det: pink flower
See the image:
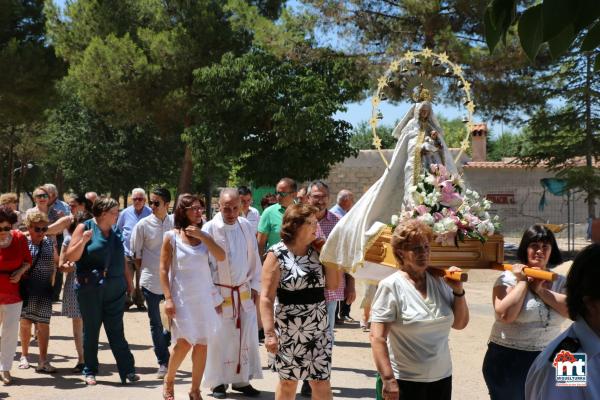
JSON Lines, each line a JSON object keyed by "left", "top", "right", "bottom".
{"left": 415, "top": 205, "right": 429, "bottom": 215}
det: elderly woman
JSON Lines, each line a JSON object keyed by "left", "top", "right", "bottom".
{"left": 18, "top": 210, "right": 58, "bottom": 373}
{"left": 482, "top": 224, "right": 568, "bottom": 400}
{"left": 525, "top": 243, "right": 600, "bottom": 399}
{"left": 65, "top": 198, "right": 138, "bottom": 385}
{"left": 28, "top": 187, "right": 59, "bottom": 224}
{"left": 260, "top": 203, "right": 339, "bottom": 400}
{"left": 0, "top": 205, "right": 31, "bottom": 384}
{"left": 0, "top": 193, "right": 23, "bottom": 230}
{"left": 160, "top": 194, "right": 225, "bottom": 400}
{"left": 370, "top": 220, "right": 468, "bottom": 400}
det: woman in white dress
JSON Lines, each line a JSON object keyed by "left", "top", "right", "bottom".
{"left": 160, "top": 194, "right": 225, "bottom": 400}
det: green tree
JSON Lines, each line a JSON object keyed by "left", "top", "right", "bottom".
{"left": 517, "top": 51, "right": 600, "bottom": 218}
{"left": 298, "top": 0, "right": 549, "bottom": 124}
{"left": 484, "top": 0, "right": 600, "bottom": 67}
{"left": 43, "top": 88, "right": 182, "bottom": 197}
{"left": 0, "top": 0, "right": 64, "bottom": 191}
{"left": 350, "top": 121, "right": 395, "bottom": 150}
{"left": 45, "top": 0, "right": 289, "bottom": 193}
{"left": 487, "top": 130, "right": 521, "bottom": 161}
{"left": 190, "top": 49, "right": 367, "bottom": 185}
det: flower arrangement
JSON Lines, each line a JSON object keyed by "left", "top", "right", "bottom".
{"left": 391, "top": 164, "right": 501, "bottom": 246}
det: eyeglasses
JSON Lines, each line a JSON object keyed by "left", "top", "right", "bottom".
{"left": 309, "top": 194, "right": 328, "bottom": 202}
{"left": 149, "top": 201, "right": 161, "bottom": 207}
{"left": 32, "top": 226, "right": 48, "bottom": 233}
{"left": 0, "top": 226, "right": 11, "bottom": 232}
{"left": 276, "top": 192, "right": 293, "bottom": 197}
{"left": 35, "top": 193, "right": 49, "bottom": 199}
{"left": 132, "top": 197, "right": 145, "bottom": 202}
{"left": 186, "top": 206, "right": 204, "bottom": 212}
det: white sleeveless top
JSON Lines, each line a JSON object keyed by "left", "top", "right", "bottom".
{"left": 488, "top": 270, "right": 568, "bottom": 351}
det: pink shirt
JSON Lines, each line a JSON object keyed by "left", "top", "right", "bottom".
{"left": 316, "top": 211, "right": 345, "bottom": 302}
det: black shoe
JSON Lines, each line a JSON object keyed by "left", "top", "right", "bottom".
{"left": 300, "top": 380, "right": 312, "bottom": 397}
{"left": 136, "top": 303, "right": 147, "bottom": 311}
{"left": 343, "top": 315, "right": 355, "bottom": 322}
{"left": 232, "top": 384, "right": 260, "bottom": 397}
{"left": 212, "top": 384, "right": 227, "bottom": 399}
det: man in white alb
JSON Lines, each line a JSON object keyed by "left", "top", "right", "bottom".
{"left": 203, "top": 188, "right": 262, "bottom": 399}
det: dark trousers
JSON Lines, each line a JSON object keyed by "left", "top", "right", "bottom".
{"left": 142, "top": 287, "right": 170, "bottom": 366}
{"left": 77, "top": 277, "right": 135, "bottom": 380}
{"left": 482, "top": 342, "right": 540, "bottom": 400}
{"left": 376, "top": 374, "right": 452, "bottom": 400}
{"left": 338, "top": 301, "right": 351, "bottom": 318}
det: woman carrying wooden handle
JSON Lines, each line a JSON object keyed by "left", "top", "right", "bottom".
{"left": 428, "top": 263, "right": 557, "bottom": 283}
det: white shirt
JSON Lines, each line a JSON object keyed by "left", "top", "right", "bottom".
{"left": 525, "top": 318, "right": 600, "bottom": 400}
{"left": 370, "top": 271, "right": 455, "bottom": 382}
{"left": 131, "top": 213, "right": 174, "bottom": 294}
{"left": 241, "top": 207, "right": 260, "bottom": 235}
{"left": 489, "top": 271, "right": 568, "bottom": 351}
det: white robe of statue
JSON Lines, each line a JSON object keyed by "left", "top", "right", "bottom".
{"left": 319, "top": 101, "right": 460, "bottom": 273}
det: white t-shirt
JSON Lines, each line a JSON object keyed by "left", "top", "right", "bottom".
{"left": 370, "top": 271, "right": 455, "bottom": 382}
{"left": 488, "top": 270, "right": 568, "bottom": 351}
{"left": 131, "top": 214, "right": 174, "bottom": 295}
{"left": 241, "top": 207, "right": 260, "bottom": 235}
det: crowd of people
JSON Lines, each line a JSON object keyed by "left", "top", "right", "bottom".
{"left": 0, "top": 179, "right": 598, "bottom": 400}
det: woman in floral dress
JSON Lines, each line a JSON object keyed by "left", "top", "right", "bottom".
{"left": 260, "top": 203, "right": 339, "bottom": 400}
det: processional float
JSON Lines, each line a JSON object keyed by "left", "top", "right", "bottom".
{"left": 319, "top": 49, "right": 556, "bottom": 283}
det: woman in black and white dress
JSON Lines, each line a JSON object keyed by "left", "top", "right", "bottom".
{"left": 18, "top": 210, "right": 58, "bottom": 373}
{"left": 260, "top": 203, "right": 339, "bottom": 400}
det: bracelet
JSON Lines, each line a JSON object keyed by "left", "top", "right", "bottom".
{"left": 453, "top": 289, "right": 466, "bottom": 297}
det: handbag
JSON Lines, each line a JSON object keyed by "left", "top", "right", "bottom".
{"left": 159, "top": 231, "right": 177, "bottom": 332}
{"left": 75, "top": 227, "right": 110, "bottom": 290}
{"left": 19, "top": 244, "right": 49, "bottom": 307}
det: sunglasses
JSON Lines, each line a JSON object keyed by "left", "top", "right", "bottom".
{"left": 35, "top": 193, "right": 49, "bottom": 199}
{"left": 276, "top": 191, "right": 293, "bottom": 197}
{"left": 149, "top": 200, "right": 161, "bottom": 207}
{"left": 186, "top": 206, "right": 204, "bottom": 212}
{"left": 32, "top": 226, "right": 48, "bottom": 233}
{"left": 0, "top": 226, "right": 11, "bottom": 232}
{"left": 132, "top": 197, "right": 145, "bottom": 202}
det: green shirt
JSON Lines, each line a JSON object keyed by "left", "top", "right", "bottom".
{"left": 258, "top": 203, "right": 285, "bottom": 250}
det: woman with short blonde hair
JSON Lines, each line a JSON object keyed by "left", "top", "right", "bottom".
{"left": 18, "top": 209, "right": 59, "bottom": 373}
{"left": 370, "top": 219, "right": 469, "bottom": 400}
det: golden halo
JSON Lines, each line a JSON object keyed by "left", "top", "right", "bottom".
{"left": 370, "top": 49, "right": 475, "bottom": 168}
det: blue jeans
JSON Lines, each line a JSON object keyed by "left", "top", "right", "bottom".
{"left": 482, "top": 342, "right": 540, "bottom": 400}
{"left": 142, "top": 287, "right": 170, "bottom": 366}
{"left": 326, "top": 300, "right": 337, "bottom": 339}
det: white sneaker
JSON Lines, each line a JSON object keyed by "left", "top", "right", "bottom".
{"left": 157, "top": 364, "right": 167, "bottom": 379}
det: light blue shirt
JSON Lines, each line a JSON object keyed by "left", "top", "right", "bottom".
{"left": 525, "top": 318, "right": 600, "bottom": 400}
{"left": 116, "top": 205, "right": 152, "bottom": 256}
{"left": 329, "top": 203, "right": 346, "bottom": 218}
{"left": 51, "top": 200, "right": 71, "bottom": 216}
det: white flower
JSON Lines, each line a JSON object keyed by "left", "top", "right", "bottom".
{"left": 390, "top": 214, "right": 399, "bottom": 226}
{"left": 441, "top": 217, "right": 458, "bottom": 232}
{"left": 417, "top": 213, "right": 435, "bottom": 226}
{"left": 433, "top": 222, "right": 446, "bottom": 234}
{"left": 425, "top": 174, "right": 437, "bottom": 185}
{"left": 409, "top": 185, "right": 418, "bottom": 193}
{"left": 477, "top": 220, "right": 495, "bottom": 236}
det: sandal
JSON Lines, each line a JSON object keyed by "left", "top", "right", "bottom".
{"left": 163, "top": 380, "right": 175, "bottom": 400}
{"left": 1, "top": 371, "right": 12, "bottom": 385}
{"left": 84, "top": 375, "right": 97, "bottom": 385}
{"left": 18, "top": 356, "right": 30, "bottom": 369}
{"left": 35, "top": 362, "right": 57, "bottom": 373}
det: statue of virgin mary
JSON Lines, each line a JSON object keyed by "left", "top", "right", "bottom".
{"left": 319, "top": 94, "right": 461, "bottom": 273}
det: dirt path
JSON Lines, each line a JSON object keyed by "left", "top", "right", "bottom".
{"left": 1, "top": 263, "right": 572, "bottom": 399}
